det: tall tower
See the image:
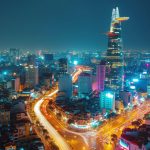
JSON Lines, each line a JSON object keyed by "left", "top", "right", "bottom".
{"left": 105, "top": 7, "right": 129, "bottom": 92}
{"left": 10, "top": 48, "right": 19, "bottom": 65}
{"left": 25, "top": 65, "right": 39, "bottom": 88}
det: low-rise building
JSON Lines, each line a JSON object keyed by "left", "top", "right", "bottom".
{"left": 120, "top": 125, "right": 150, "bottom": 150}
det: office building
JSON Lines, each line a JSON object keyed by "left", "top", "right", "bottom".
{"left": 9, "top": 48, "right": 19, "bottom": 65}
{"left": 12, "top": 77, "right": 20, "bottom": 92}
{"left": 25, "top": 65, "right": 39, "bottom": 88}
{"left": 58, "top": 58, "right": 68, "bottom": 73}
{"left": 78, "top": 72, "right": 92, "bottom": 98}
{"left": 27, "top": 54, "right": 36, "bottom": 66}
{"left": 58, "top": 73, "right": 72, "bottom": 98}
{"left": 42, "top": 73, "right": 54, "bottom": 88}
{"left": 44, "top": 53, "right": 53, "bottom": 64}
{"left": 100, "top": 90, "right": 115, "bottom": 111}
{"left": 119, "top": 91, "right": 132, "bottom": 107}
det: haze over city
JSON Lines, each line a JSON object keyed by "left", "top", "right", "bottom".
{"left": 0, "top": 0, "right": 149, "bottom": 50}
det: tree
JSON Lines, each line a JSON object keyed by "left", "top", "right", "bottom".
{"left": 67, "top": 119, "right": 74, "bottom": 124}
{"left": 49, "top": 141, "right": 59, "bottom": 150}
{"left": 111, "top": 134, "right": 118, "bottom": 148}
{"left": 132, "top": 121, "right": 141, "bottom": 128}
{"left": 43, "top": 129, "right": 48, "bottom": 136}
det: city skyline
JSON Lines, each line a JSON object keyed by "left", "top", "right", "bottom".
{"left": 0, "top": 0, "right": 150, "bottom": 50}
{"left": 0, "top": 4, "right": 150, "bottom": 150}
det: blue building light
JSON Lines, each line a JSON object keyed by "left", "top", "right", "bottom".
{"left": 132, "top": 78, "right": 139, "bottom": 82}
{"left": 106, "top": 93, "right": 113, "bottom": 99}
{"left": 39, "top": 56, "right": 44, "bottom": 60}
{"left": 73, "top": 60, "right": 78, "bottom": 65}
{"left": 143, "top": 71, "right": 147, "bottom": 74}
{"left": 3, "top": 71, "right": 8, "bottom": 75}
{"left": 119, "top": 139, "right": 129, "bottom": 150}
{"left": 130, "top": 85, "right": 136, "bottom": 90}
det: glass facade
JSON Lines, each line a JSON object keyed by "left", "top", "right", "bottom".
{"left": 105, "top": 7, "right": 127, "bottom": 92}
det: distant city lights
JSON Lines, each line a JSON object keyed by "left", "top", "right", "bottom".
{"left": 73, "top": 60, "right": 78, "bottom": 65}
{"left": 3, "top": 71, "right": 8, "bottom": 75}
{"left": 130, "top": 85, "right": 136, "bottom": 90}
{"left": 132, "top": 78, "right": 139, "bottom": 82}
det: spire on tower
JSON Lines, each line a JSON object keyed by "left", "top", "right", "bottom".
{"left": 115, "top": 7, "right": 120, "bottom": 18}
{"left": 112, "top": 8, "right": 116, "bottom": 21}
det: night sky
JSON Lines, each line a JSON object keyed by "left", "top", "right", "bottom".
{"left": 0, "top": 0, "right": 149, "bottom": 51}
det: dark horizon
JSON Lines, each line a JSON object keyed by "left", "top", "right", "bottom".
{"left": 0, "top": 0, "right": 150, "bottom": 51}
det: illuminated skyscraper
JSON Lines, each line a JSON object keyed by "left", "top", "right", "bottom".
{"left": 27, "top": 54, "right": 36, "bottom": 65}
{"left": 96, "top": 60, "right": 106, "bottom": 91}
{"left": 78, "top": 73, "right": 92, "bottom": 98}
{"left": 10, "top": 48, "right": 19, "bottom": 65}
{"left": 100, "top": 90, "right": 115, "bottom": 111}
{"left": 25, "top": 65, "right": 39, "bottom": 88}
{"left": 58, "top": 58, "right": 68, "bottom": 73}
{"left": 105, "top": 7, "right": 129, "bottom": 91}
{"left": 58, "top": 73, "right": 72, "bottom": 98}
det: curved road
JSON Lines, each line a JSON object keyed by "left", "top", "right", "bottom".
{"left": 34, "top": 69, "right": 86, "bottom": 150}
{"left": 34, "top": 96, "right": 71, "bottom": 150}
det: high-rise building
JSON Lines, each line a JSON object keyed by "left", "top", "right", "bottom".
{"left": 58, "top": 73, "right": 72, "bottom": 98}
{"left": 12, "top": 77, "right": 20, "bottom": 92}
{"left": 44, "top": 54, "right": 53, "bottom": 64}
{"left": 96, "top": 61, "right": 106, "bottom": 91}
{"left": 25, "top": 65, "right": 38, "bottom": 88}
{"left": 9, "top": 48, "right": 19, "bottom": 65}
{"left": 100, "top": 90, "right": 115, "bottom": 111}
{"left": 105, "top": 7, "right": 129, "bottom": 92}
{"left": 42, "top": 73, "right": 54, "bottom": 88}
{"left": 58, "top": 58, "right": 68, "bottom": 73}
{"left": 78, "top": 72, "right": 92, "bottom": 98}
{"left": 27, "top": 54, "right": 36, "bottom": 66}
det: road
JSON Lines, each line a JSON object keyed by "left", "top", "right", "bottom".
{"left": 34, "top": 98, "right": 71, "bottom": 150}
{"left": 96, "top": 101, "right": 150, "bottom": 150}
{"left": 34, "top": 68, "right": 90, "bottom": 150}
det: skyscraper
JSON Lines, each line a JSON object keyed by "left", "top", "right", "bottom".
{"left": 27, "top": 54, "right": 36, "bottom": 66}
{"left": 58, "top": 73, "right": 72, "bottom": 98}
{"left": 78, "top": 72, "right": 92, "bottom": 98}
{"left": 100, "top": 90, "right": 115, "bottom": 111}
{"left": 25, "top": 65, "right": 39, "bottom": 88}
{"left": 105, "top": 7, "right": 129, "bottom": 92}
{"left": 96, "top": 60, "right": 106, "bottom": 91}
{"left": 58, "top": 58, "right": 68, "bottom": 74}
{"left": 10, "top": 48, "right": 19, "bottom": 65}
